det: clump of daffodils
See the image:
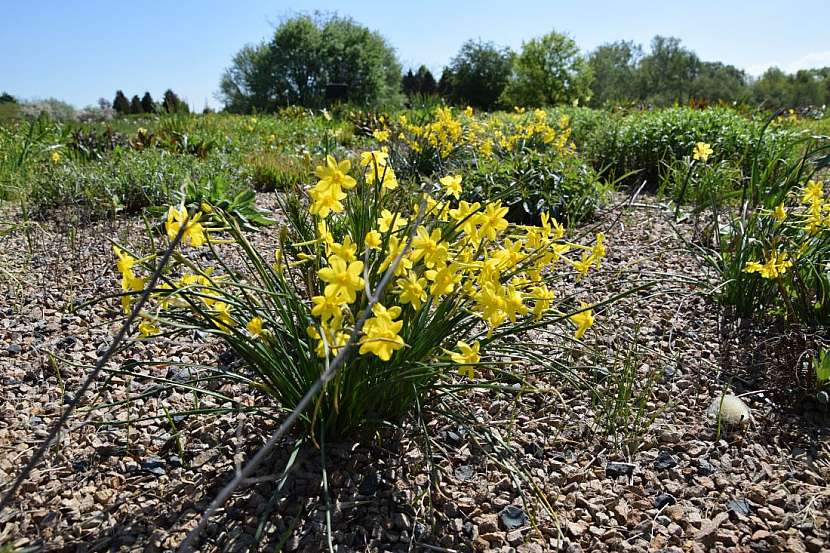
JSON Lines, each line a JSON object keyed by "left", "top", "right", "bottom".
{"left": 303, "top": 153, "right": 603, "bottom": 364}
{"left": 111, "top": 153, "right": 605, "bottom": 438}
{"left": 386, "top": 106, "right": 575, "bottom": 163}
{"left": 737, "top": 178, "right": 830, "bottom": 324}
{"left": 743, "top": 179, "right": 827, "bottom": 282}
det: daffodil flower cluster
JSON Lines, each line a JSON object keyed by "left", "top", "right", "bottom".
{"left": 383, "top": 107, "right": 575, "bottom": 163}
{"left": 306, "top": 155, "right": 603, "bottom": 378}
{"left": 743, "top": 180, "right": 827, "bottom": 281}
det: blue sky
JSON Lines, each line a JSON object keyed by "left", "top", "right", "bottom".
{"left": 2, "top": 0, "right": 828, "bottom": 109}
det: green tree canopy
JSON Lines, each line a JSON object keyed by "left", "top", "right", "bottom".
{"left": 690, "top": 62, "right": 749, "bottom": 104}
{"left": 219, "top": 14, "right": 402, "bottom": 111}
{"left": 443, "top": 40, "right": 513, "bottom": 110}
{"left": 637, "top": 36, "right": 701, "bottom": 105}
{"left": 129, "top": 94, "right": 143, "bottom": 114}
{"left": 112, "top": 90, "right": 130, "bottom": 114}
{"left": 140, "top": 92, "right": 155, "bottom": 113}
{"left": 587, "top": 40, "right": 642, "bottom": 107}
{"left": 501, "top": 30, "right": 593, "bottom": 107}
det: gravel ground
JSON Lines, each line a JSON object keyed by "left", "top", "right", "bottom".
{"left": 1, "top": 194, "right": 829, "bottom": 553}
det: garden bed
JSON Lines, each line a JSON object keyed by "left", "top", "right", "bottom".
{"left": 2, "top": 193, "right": 828, "bottom": 552}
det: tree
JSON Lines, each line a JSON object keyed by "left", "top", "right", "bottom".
{"left": 141, "top": 92, "right": 155, "bottom": 113}
{"left": 0, "top": 92, "right": 16, "bottom": 104}
{"left": 587, "top": 41, "right": 642, "bottom": 107}
{"left": 402, "top": 65, "right": 438, "bottom": 98}
{"left": 790, "top": 69, "right": 827, "bottom": 107}
{"left": 690, "top": 62, "right": 749, "bottom": 104}
{"left": 637, "top": 36, "right": 700, "bottom": 105}
{"left": 402, "top": 69, "right": 418, "bottom": 97}
{"left": 444, "top": 40, "right": 513, "bottom": 110}
{"left": 129, "top": 94, "right": 143, "bottom": 114}
{"left": 218, "top": 42, "right": 273, "bottom": 113}
{"left": 438, "top": 67, "right": 454, "bottom": 99}
{"left": 752, "top": 67, "right": 792, "bottom": 108}
{"left": 219, "top": 14, "right": 402, "bottom": 111}
{"left": 113, "top": 90, "right": 130, "bottom": 114}
{"left": 415, "top": 65, "right": 437, "bottom": 95}
{"left": 501, "top": 30, "right": 592, "bottom": 107}
{"left": 163, "top": 89, "right": 189, "bottom": 113}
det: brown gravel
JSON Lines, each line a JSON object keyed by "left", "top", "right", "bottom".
{"left": 1, "top": 194, "right": 829, "bottom": 552}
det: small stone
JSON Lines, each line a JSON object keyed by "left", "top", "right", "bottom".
{"left": 726, "top": 499, "right": 751, "bottom": 516}
{"left": 506, "top": 529, "right": 524, "bottom": 546}
{"left": 606, "top": 461, "right": 636, "bottom": 478}
{"left": 659, "top": 429, "right": 682, "bottom": 443}
{"left": 141, "top": 457, "right": 165, "bottom": 476}
{"left": 499, "top": 505, "right": 528, "bottom": 530}
{"left": 454, "top": 465, "right": 474, "bottom": 481}
{"left": 751, "top": 530, "right": 771, "bottom": 541}
{"left": 697, "top": 476, "right": 716, "bottom": 491}
{"left": 805, "top": 536, "right": 824, "bottom": 553}
{"left": 655, "top": 493, "right": 676, "bottom": 509}
{"left": 476, "top": 514, "right": 499, "bottom": 534}
{"left": 655, "top": 450, "right": 678, "bottom": 470}
{"left": 697, "top": 458, "right": 715, "bottom": 476}
{"left": 707, "top": 394, "right": 751, "bottom": 426}
{"left": 694, "top": 512, "right": 729, "bottom": 544}
{"left": 786, "top": 537, "right": 808, "bottom": 553}
{"left": 716, "top": 529, "right": 738, "bottom": 546}
{"left": 480, "top": 531, "right": 506, "bottom": 546}
{"left": 7, "top": 343, "right": 21, "bottom": 355}
{"left": 566, "top": 521, "right": 586, "bottom": 538}
{"left": 358, "top": 472, "right": 378, "bottom": 495}
{"left": 414, "top": 521, "right": 428, "bottom": 539}
{"left": 664, "top": 505, "right": 685, "bottom": 523}
{"left": 166, "top": 365, "right": 198, "bottom": 382}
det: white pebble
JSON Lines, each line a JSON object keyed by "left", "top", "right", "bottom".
{"left": 707, "top": 394, "right": 751, "bottom": 426}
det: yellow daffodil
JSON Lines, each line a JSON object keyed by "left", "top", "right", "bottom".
{"left": 410, "top": 226, "right": 448, "bottom": 268}
{"left": 476, "top": 202, "right": 509, "bottom": 241}
{"left": 329, "top": 236, "right": 357, "bottom": 263}
{"left": 395, "top": 272, "right": 428, "bottom": 310}
{"left": 211, "top": 302, "right": 233, "bottom": 331}
{"left": 377, "top": 209, "right": 407, "bottom": 233}
{"left": 425, "top": 264, "right": 461, "bottom": 297}
{"left": 309, "top": 185, "right": 346, "bottom": 218}
{"left": 359, "top": 304, "right": 405, "bottom": 361}
{"left": 314, "top": 155, "right": 356, "bottom": 191}
{"left": 692, "top": 142, "right": 713, "bottom": 162}
{"left": 439, "top": 175, "right": 463, "bottom": 199}
{"left": 570, "top": 303, "right": 594, "bottom": 339}
{"left": 364, "top": 229, "right": 382, "bottom": 250}
{"left": 318, "top": 255, "right": 365, "bottom": 304}
{"left": 247, "top": 316, "right": 263, "bottom": 337}
{"left": 311, "top": 290, "right": 345, "bottom": 323}
{"left": 450, "top": 340, "right": 480, "bottom": 378}
{"left": 113, "top": 246, "right": 136, "bottom": 276}
{"left": 138, "top": 319, "right": 160, "bottom": 338}
{"left": 744, "top": 251, "right": 793, "bottom": 280}
{"left": 803, "top": 180, "right": 824, "bottom": 205}
{"left": 165, "top": 206, "right": 206, "bottom": 247}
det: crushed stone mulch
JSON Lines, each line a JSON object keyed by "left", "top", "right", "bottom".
{"left": 1, "top": 194, "right": 829, "bottom": 553}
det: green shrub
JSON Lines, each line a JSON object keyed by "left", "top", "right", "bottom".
{"left": 586, "top": 107, "right": 793, "bottom": 188}
{"left": 26, "top": 148, "right": 247, "bottom": 220}
{"left": 691, "top": 122, "right": 830, "bottom": 325}
{"left": 464, "top": 149, "right": 606, "bottom": 226}
{"left": 243, "top": 150, "right": 308, "bottom": 191}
